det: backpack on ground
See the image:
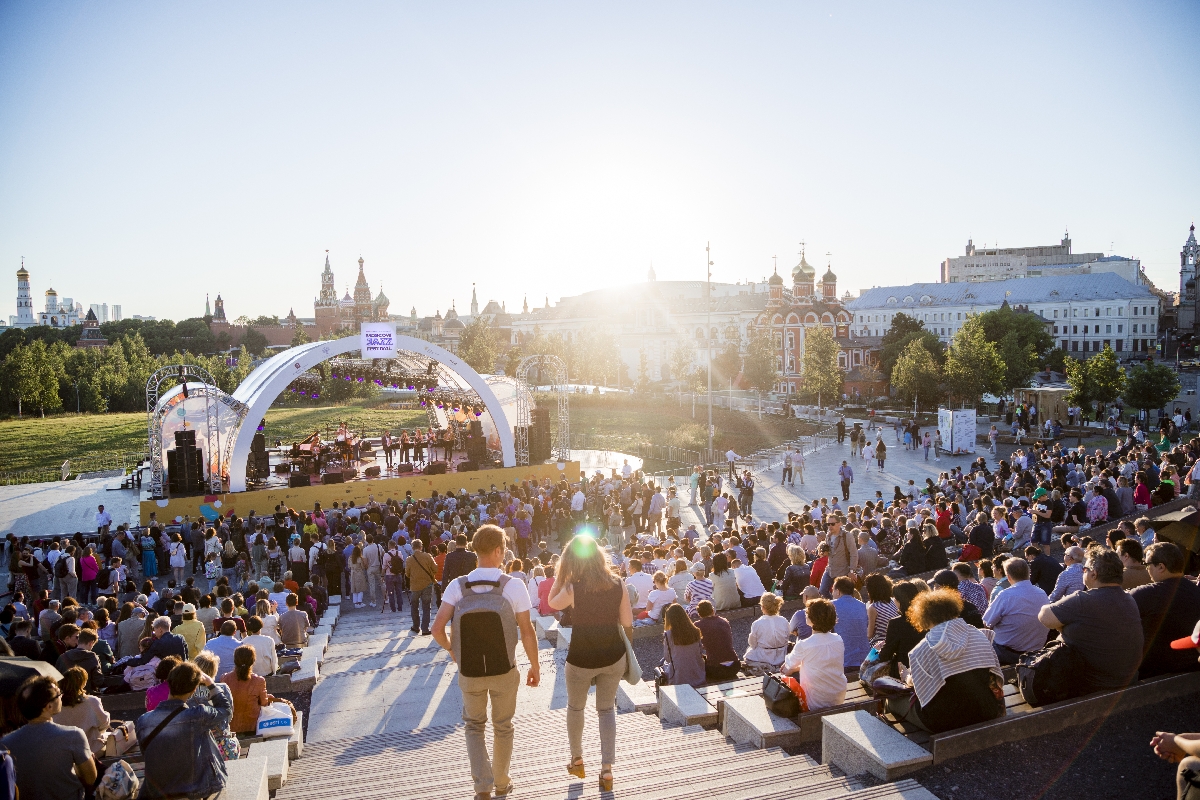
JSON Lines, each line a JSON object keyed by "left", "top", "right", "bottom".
{"left": 1016, "top": 639, "right": 1081, "bottom": 707}
{"left": 450, "top": 575, "right": 518, "bottom": 678}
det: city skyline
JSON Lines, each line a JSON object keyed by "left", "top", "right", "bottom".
{"left": 1, "top": 1, "right": 1197, "bottom": 322}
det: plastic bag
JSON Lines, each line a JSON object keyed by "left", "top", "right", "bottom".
{"left": 256, "top": 701, "right": 295, "bottom": 738}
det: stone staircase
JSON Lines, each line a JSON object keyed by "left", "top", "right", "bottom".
{"left": 272, "top": 599, "right": 942, "bottom": 800}
{"left": 277, "top": 705, "right": 938, "bottom": 800}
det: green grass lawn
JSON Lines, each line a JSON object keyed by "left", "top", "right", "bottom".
{"left": 0, "top": 402, "right": 428, "bottom": 475}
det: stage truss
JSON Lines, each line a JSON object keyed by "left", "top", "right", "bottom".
{"left": 147, "top": 365, "right": 227, "bottom": 498}
{"left": 513, "top": 354, "right": 570, "bottom": 465}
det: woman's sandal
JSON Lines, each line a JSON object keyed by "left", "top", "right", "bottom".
{"left": 567, "top": 757, "right": 585, "bottom": 779}
{"left": 599, "top": 767, "right": 613, "bottom": 791}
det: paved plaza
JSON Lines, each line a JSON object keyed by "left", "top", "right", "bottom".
{"left": 0, "top": 475, "right": 139, "bottom": 539}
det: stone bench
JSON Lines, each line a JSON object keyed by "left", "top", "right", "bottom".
{"left": 658, "top": 684, "right": 718, "bottom": 727}
{"left": 721, "top": 695, "right": 805, "bottom": 749}
{"left": 881, "top": 670, "right": 1200, "bottom": 765}
{"left": 703, "top": 675, "right": 872, "bottom": 738}
{"left": 554, "top": 626, "right": 572, "bottom": 651}
{"left": 246, "top": 738, "right": 290, "bottom": 791}
{"left": 238, "top": 710, "right": 305, "bottom": 760}
{"left": 289, "top": 656, "right": 320, "bottom": 692}
{"left": 215, "top": 756, "right": 269, "bottom": 800}
{"left": 822, "top": 710, "right": 934, "bottom": 781}
{"left": 616, "top": 680, "right": 659, "bottom": 713}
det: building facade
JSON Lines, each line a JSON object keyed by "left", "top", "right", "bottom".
{"left": 9, "top": 264, "right": 35, "bottom": 328}
{"left": 939, "top": 234, "right": 1151, "bottom": 289}
{"left": 313, "top": 253, "right": 390, "bottom": 336}
{"left": 38, "top": 287, "right": 82, "bottom": 328}
{"left": 848, "top": 273, "right": 1159, "bottom": 357}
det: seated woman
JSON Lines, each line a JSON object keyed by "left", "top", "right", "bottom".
{"left": 195, "top": 650, "right": 241, "bottom": 760}
{"left": 54, "top": 666, "right": 135, "bottom": 756}
{"left": 882, "top": 588, "right": 1004, "bottom": 734}
{"left": 780, "top": 598, "right": 847, "bottom": 711}
{"left": 743, "top": 592, "right": 789, "bottom": 671}
{"left": 779, "top": 546, "right": 811, "bottom": 600}
{"left": 879, "top": 581, "right": 926, "bottom": 676}
{"left": 694, "top": 601, "right": 740, "bottom": 682}
{"left": 635, "top": 572, "right": 678, "bottom": 627}
{"left": 145, "top": 655, "right": 183, "bottom": 711}
{"left": 864, "top": 574, "right": 899, "bottom": 650}
{"left": 222, "top": 644, "right": 281, "bottom": 735}
{"left": 661, "top": 604, "right": 706, "bottom": 688}
{"left": 709, "top": 553, "right": 741, "bottom": 612}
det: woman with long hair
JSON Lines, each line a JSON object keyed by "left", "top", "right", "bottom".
{"left": 548, "top": 535, "right": 633, "bottom": 792}
{"left": 221, "top": 644, "right": 281, "bottom": 735}
{"left": 350, "top": 545, "right": 367, "bottom": 608}
{"left": 709, "top": 552, "right": 740, "bottom": 611}
{"left": 169, "top": 532, "right": 187, "bottom": 586}
{"left": 661, "top": 603, "right": 705, "bottom": 687}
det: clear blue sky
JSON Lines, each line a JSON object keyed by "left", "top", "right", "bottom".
{"left": 1, "top": 1, "right": 1197, "bottom": 323}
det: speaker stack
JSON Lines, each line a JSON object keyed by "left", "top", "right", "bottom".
{"left": 529, "top": 408, "right": 552, "bottom": 462}
{"left": 167, "top": 430, "right": 206, "bottom": 497}
{"left": 247, "top": 432, "right": 270, "bottom": 479}
{"left": 465, "top": 420, "right": 487, "bottom": 464}
{"left": 425, "top": 461, "right": 448, "bottom": 475}
{"left": 289, "top": 473, "right": 311, "bottom": 488}
{"left": 322, "top": 472, "right": 345, "bottom": 484}
{"left": 457, "top": 461, "right": 478, "bottom": 472}
{"left": 364, "top": 465, "right": 381, "bottom": 477}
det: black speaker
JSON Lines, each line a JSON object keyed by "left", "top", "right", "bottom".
{"left": 289, "top": 473, "right": 311, "bottom": 488}
{"left": 529, "top": 407, "right": 552, "bottom": 462}
{"left": 457, "top": 461, "right": 478, "bottom": 472}
{"left": 322, "top": 472, "right": 345, "bottom": 484}
{"left": 364, "top": 465, "right": 381, "bottom": 477}
{"left": 167, "top": 446, "right": 204, "bottom": 496}
{"left": 425, "top": 461, "right": 447, "bottom": 475}
{"left": 468, "top": 420, "right": 483, "bottom": 437}
{"left": 396, "top": 462, "right": 414, "bottom": 474}
{"left": 174, "top": 429, "right": 197, "bottom": 447}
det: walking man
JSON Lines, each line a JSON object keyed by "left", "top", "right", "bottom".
{"left": 363, "top": 535, "right": 386, "bottom": 609}
{"left": 725, "top": 449, "right": 741, "bottom": 481}
{"left": 431, "top": 525, "right": 540, "bottom": 800}
{"left": 781, "top": 448, "right": 794, "bottom": 487}
{"left": 95, "top": 505, "right": 112, "bottom": 537}
{"left": 837, "top": 460, "right": 854, "bottom": 502}
{"left": 689, "top": 466, "right": 701, "bottom": 505}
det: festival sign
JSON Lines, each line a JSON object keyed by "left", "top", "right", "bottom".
{"left": 361, "top": 323, "right": 397, "bottom": 358}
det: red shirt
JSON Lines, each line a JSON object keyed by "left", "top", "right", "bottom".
{"left": 809, "top": 556, "right": 829, "bottom": 588}
{"left": 935, "top": 510, "right": 952, "bottom": 539}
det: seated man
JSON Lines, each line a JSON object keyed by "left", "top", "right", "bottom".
{"left": 130, "top": 616, "right": 188, "bottom": 667}
{"left": 830, "top": 576, "right": 870, "bottom": 668}
{"left": 135, "top": 660, "right": 232, "bottom": 799}
{"left": 1048, "top": 546, "right": 1087, "bottom": 602}
{"left": 55, "top": 627, "right": 102, "bottom": 691}
{"left": 279, "top": 593, "right": 311, "bottom": 648}
{"left": 1039, "top": 546, "right": 1144, "bottom": 693}
{"left": 1133, "top": 542, "right": 1200, "bottom": 678}
{"left": 212, "top": 598, "right": 247, "bottom": 637}
{"left": 731, "top": 558, "right": 766, "bottom": 608}
{"left": 1, "top": 675, "right": 97, "bottom": 800}
{"left": 205, "top": 620, "right": 243, "bottom": 678}
{"left": 981, "top": 558, "right": 1050, "bottom": 665}
{"left": 1025, "top": 545, "right": 1063, "bottom": 596}
{"left": 9, "top": 618, "right": 40, "bottom": 660}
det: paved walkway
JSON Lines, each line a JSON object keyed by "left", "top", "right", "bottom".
{"left": 0, "top": 476, "right": 139, "bottom": 539}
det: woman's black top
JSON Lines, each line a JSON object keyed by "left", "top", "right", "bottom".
{"left": 922, "top": 539, "right": 949, "bottom": 572}
{"left": 913, "top": 667, "right": 1004, "bottom": 733}
{"left": 566, "top": 582, "right": 625, "bottom": 669}
{"left": 879, "top": 615, "right": 923, "bottom": 669}
{"left": 780, "top": 564, "right": 811, "bottom": 597}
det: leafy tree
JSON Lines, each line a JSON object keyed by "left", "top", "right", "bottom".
{"left": 240, "top": 327, "right": 269, "bottom": 357}
{"left": 1122, "top": 361, "right": 1181, "bottom": 420}
{"left": 291, "top": 324, "right": 311, "bottom": 348}
{"left": 801, "top": 326, "right": 842, "bottom": 407}
{"left": 880, "top": 312, "right": 927, "bottom": 348}
{"left": 742, "top": 328, "right": 778, "bottom": 397}
{"left": 251, "top": 315, "right": 280, "bottom": 327}
{"left": 997, "top": 331, "right": 1039, "bottom": 394}
{"left": 668, "top": 339, "right": 696, "bottom": 385}
{"left": 1064, "top": 356, "right": 1093, "bottom": 415}
{"left": 1044, "top": 347, "right": 1068, "bottom": 374}
{"left": 458, "top": 316, "right": 500, "bottom": 374}
{"left": 943, "top": 318, "right": 1005, "bottom": 406}
{"left": 890, "top": 339, "right": 941, "bottom": 411}
{"left": 711, "top": 343, "right": 742, "bottom": 389}
{"left": 976, "top": 304, "right": 1054, "bottom": 387}
{"left": 175, "top": 318, "right": 216, "bottom": 354}
{"left": 4, "top": 340, "right": 63, "bottom": 416}
{"left": 575, "top": 329, "right": 622, "bottom": 385}
{"left": 1087, "top": 345, "right": 1125, "bottom": 415}
{"left": 880, "top": 330, "right": 944, "bottom": 380}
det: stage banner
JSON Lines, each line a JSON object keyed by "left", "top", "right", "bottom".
{"left": 361, "top": 323, "right": 397, "bottom": 358}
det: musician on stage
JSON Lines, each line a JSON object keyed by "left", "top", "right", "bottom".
{"left": 382, "top": 431, "right": 394, "bottom": 469}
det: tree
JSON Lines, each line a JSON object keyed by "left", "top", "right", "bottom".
{"left": 943, "top": 318, "right": 1005, "bottom": 406}
{"left": 240, "top": 327, "right": 269, "bottom": 357}
{"left": 1123, "top": 361, "right": 1180, "bottom": 420}
{"left": 4, "top": 340, "right": 62, "bottom": 416}
{"left": 458, "top": 316, "right": 499, "bottom": 374}
{"left": 976, "top": 304, "right": 1054, "bottom": 390}
{"left": 741, "top": 328, "right": 778, "bottom": 397}
{"left": 668, "top": 339, "right": 696, "bottom": 386}
{"left": 880, "top": 330, "right": 945, "bottom": 380}
{"left": 251, "top": 315, "right": 280, "bottom": 327}
{"left": 1087, "top": 345, "right": 1125, "bottom": 416}
{"left": 1064, "top": 356, "right": 1093, "bottom": 416}
{"left": 801, "top": 326, "right": 842, "bottom": 407}
{"left": 1044, "top": 347, "right": 1068, "bottom": 374}
{"left": 880, "top": 312, "right": 927, "bottom": 348}
{"left": 290, "top": 324, "right": 311, "bottom": 348}
{"left": 890, "top": 339, "right": 941, "bottom": 411}
{"left": 711, "top": 343, "right": 742, "bottom": 389}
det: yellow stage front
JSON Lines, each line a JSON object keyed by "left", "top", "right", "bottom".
{"left": 140, "top": 462, "right": 580, "bottom": 525}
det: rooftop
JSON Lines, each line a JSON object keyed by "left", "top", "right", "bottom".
{"left": 848, "top": 273, "right": 1154, "bottom": 310}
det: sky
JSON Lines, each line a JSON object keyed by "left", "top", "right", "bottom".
{"left": 1, "top": 1, "right": 1197, "bottom": 324}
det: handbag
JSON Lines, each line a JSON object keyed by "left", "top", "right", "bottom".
{"left": 858, "top": 650, "right": 891, "bottom": 695}
{"left": 960, "top": 543, "right": 982, "bottom": 562}
{"left": 762, "top": 673, "right": 804, "bottom": 717}
{"left": 619, "top": 626, "right": 642, "bottom": 685}
{"left": 654, "top": 631, "right": 675, "bottom": 686}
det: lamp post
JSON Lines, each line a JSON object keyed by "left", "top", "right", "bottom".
{"left": 700, "top": 242, "right": 710, "bottom": 462}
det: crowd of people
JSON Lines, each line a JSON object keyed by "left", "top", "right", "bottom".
{"left": 8, "top": 408, "right": 1200, "bottom": 798}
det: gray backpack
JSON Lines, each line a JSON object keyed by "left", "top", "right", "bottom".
{"left": 451, "top": 575, "right": 519, "bottom": 678}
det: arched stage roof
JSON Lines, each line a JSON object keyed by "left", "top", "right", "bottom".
{"left": 225, "top": 335, "right": 515, "bottom": 492}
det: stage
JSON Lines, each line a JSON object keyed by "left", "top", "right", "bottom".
{"left": 140, "top": 460, "right": 581, "bottom": 525}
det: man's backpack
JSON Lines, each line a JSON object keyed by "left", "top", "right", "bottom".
{"left": 54, "top": 555, "right": 69, "bottom": 579}
{"left": 388, "top": 551, "right": 405, "bottom": 576}
{"left": 450, "top": 575, "right": 518, "bottom": 678}
{"left": 1017, "top": 639, "right": 1083, "bottom": 707}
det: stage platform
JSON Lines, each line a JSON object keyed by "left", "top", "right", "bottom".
{"left": 140, "top": 461, "right": 580, "bottom": 525}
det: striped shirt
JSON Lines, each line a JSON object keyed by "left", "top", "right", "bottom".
{"left": 867, "top": 601, "right": 899, "bottom": 648}
{"left": 909, "top": 618, "right": 1002, "bottom": 707}
{"left": 686, "top": 578, "right": 714, "bottom": 611}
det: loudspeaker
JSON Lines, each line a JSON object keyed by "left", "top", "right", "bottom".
{"left": 468, "top": 420, "right": 483, "bottom": 437}
{"left": 425, "top": 461, "right": 447, "bottom": 475}
{"left": 174, "top": 429, "right": 197, "bottom": 447}
{"left": 167, "top": 446, "right": 204, "bottom": 496}
{"left": 322, "top": 472, "right": 345, "bottom": 484}
{"left": 289, "top": 473, "right": 311, "bottom": 488}
{"left": 364, "top": 465, "right": 381, "bottom": 477}
{"left": 457, "top": 461, "right": 478, "bottom": 472}
{"left": 274, "top": 463, "right": 291, "bottom": 474}
{"left": 397, "top": 462, "right": 414, "bottom": 473}
{"left": 342, "top": 467, "right": 358, "bottom": 480}
{"left": 530, "top": 407, "right": 552, "bottom": 462}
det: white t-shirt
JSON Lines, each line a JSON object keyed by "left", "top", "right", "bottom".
{"left": 645, "top": 588, "right": 679, "bottom": 620}
{"left": 782, "top": 630, "right": 848, "bottom": 711}
{"left": 441, "top": 567, "right": 532, "bottom": 614}
{"left": 732, "top": 565, "right": 766, "bottom": 599}
{"left": 626, "top": 572, "right": 655, "bottom": 608}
